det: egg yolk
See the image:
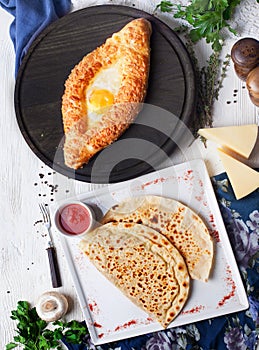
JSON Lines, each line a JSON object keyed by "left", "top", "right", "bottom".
{"left": 88, "top": 89, "right": 114, "bottom": 112}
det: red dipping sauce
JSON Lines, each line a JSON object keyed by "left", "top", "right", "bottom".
{"left": 58, "top": 203, "right": 91, "bottom": 235}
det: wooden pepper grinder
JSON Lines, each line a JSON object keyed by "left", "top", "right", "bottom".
{"left": 246, "top": 66, "right": 259, "bottom": 107}
{"left": 231, "top": 38, "right": 259, "bottom": 81}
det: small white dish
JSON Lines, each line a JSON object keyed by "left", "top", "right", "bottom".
{"left": 54, "top": 201, "right": 95, "bottom": 238}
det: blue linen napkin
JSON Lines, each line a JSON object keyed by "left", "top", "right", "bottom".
{"left": 0, "top": 0, "right": 71, "bottom": 76}
{"left": 62, "top": 171, "right": 259, "bottom": 350}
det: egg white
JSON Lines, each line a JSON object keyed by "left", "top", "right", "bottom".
{"left": 86, "top": 63, "right": 122, "bottom": 128}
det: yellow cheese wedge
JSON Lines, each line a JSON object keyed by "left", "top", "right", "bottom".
{"left": 218, "top": 148, "right": 259, "bottom": 200}
{"left": 198, "top": 124, "right": 258, "bottom": 158}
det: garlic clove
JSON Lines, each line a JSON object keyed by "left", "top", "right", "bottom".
{"left": 36, "top": 291, "right": 68, "bottom": 322}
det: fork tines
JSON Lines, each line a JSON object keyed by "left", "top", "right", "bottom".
{"left": 39, "top": 203, "right": 50, "bottom": 223}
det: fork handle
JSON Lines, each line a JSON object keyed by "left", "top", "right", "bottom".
{"left": 47, "top": 247, "right": 62, "bottom": 288}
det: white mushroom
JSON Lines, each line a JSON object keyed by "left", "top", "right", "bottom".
{"left": 36, "top": 291, "right": 68, "bottom": 322}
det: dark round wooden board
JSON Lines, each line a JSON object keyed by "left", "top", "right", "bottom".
{"left": 15, "top": 5, "right": 196, "bottom": 183}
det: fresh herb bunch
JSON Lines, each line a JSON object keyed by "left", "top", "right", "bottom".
{"left": 194, "top": 52, "right": 231, "bottom": 135}
{"left": 155, "top": 0, "right": 244, "bottom": 51}
{"left": 174, "top": 26, "right": 231, "bottom": 136}
{"left": 154, "top": 1, "right": 239, "bottom": 133}
{"left": 6, "top": 301, "right": 88, "bottom": 350}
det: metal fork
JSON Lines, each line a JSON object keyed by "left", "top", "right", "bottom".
{"left": 39, "top": 203, "right": 62, "bottom": 288}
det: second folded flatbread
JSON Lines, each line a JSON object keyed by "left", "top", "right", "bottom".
{"left": 102, "top": 195, "right": 214, "bottom": 282}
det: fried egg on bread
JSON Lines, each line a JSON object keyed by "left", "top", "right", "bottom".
{"left": 62, "top": 18, "right": 152, "bottom": 169}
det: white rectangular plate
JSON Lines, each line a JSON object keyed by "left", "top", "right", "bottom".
{"left": 51, "top": 159, "right": 248, "bottom": 345}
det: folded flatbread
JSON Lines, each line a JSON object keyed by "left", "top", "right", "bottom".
{"left": 102, "top": 196, "right": 214, "bottom": 282}
{"left": 79, "top": 222, "right": 190, "bottom": 328}
{"left": 62, "top": 18, "right": 152, "bottom": 169}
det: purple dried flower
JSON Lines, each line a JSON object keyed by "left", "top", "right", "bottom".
{"left": 224, "top": 327, "right": 246, "bottom": 350}
{"left": 248, "top": 295, "right": 259, "bottom": 325}
{"left": 247, "top": 210, "right": 259, "bottom": 234}
{"left": 144, "top": 331, "right": 173, "bottom": 350}
{"left": 222, "top": 208, "right": 259, "bottom": 271}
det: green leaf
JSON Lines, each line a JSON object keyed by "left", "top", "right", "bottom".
{"left": 36, "top": 319, "right": 48, "bottom": 331}
{"left": 6, "top": 343, "right": 18, "bottom": 350}
{"left": 189, "top": 28, "right": 202, "bottom": 42}
{"left": 38, "top": 337, "right": 49, "bottom": 349}
{"left": 212, "top": 40, "right": 223, "bottom": 52}
{"left": 52, "top": 320, "right": 64, "bottom": 328}
{"left": 17, "top": 301, "right": 30, "bottom": 311}
{"left": 65, "top": 333, "right": 77, "bottom": 341}
{"left": 13, "top": 335, "right": 27, "bottom": 344}
{"left": 159, "top": 0, "right": 244, "bottom": 52}
{"left": 155, "top": 1, "right": 174, "bottom": 13}
{"left": 228, "top": 26, "right": 238, "bottom": 35}
{"left": 52, "top": 329, "right": 63, "bottom": 341}
{"left": 223, "top": 0, "right": 241, "bottom": 19}
{"left": 191, "top": 0, "right": 209, "bottom": 12}
{"left": 7, "top": 300, "right": 89, "bottom": 349}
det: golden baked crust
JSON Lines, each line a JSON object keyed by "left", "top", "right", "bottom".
{"left": 62, "top": 18, "right": 152, "bottom": 169}
{"left": 102, "top": 195, "right": 214, "bottom": 282}
{"left": 79, "top": 222, "right": 190, "bottom": 328}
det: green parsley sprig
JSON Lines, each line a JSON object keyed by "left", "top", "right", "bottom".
{"left": 6, "top": 301, "right": 88, "bottom": 350}
{"left": 155, "top": 0, "right": 243, "bottom": 51}
{"left": 155, "top": 0, "right": 174, "bottom": 12}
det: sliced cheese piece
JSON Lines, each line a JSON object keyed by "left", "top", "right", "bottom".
{"left": 218, "top": 148, "right": 259, "bottom": 200}
{"left": 198, "top": 124, "right": 258, "bottom": 158}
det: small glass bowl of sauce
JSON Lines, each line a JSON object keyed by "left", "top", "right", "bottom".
{"left": 54, "top": 201, "right": 95, "bottom": 238}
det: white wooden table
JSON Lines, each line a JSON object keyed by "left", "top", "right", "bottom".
{"left": 0, "top": 1, "right": 258, "bottom": 348}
